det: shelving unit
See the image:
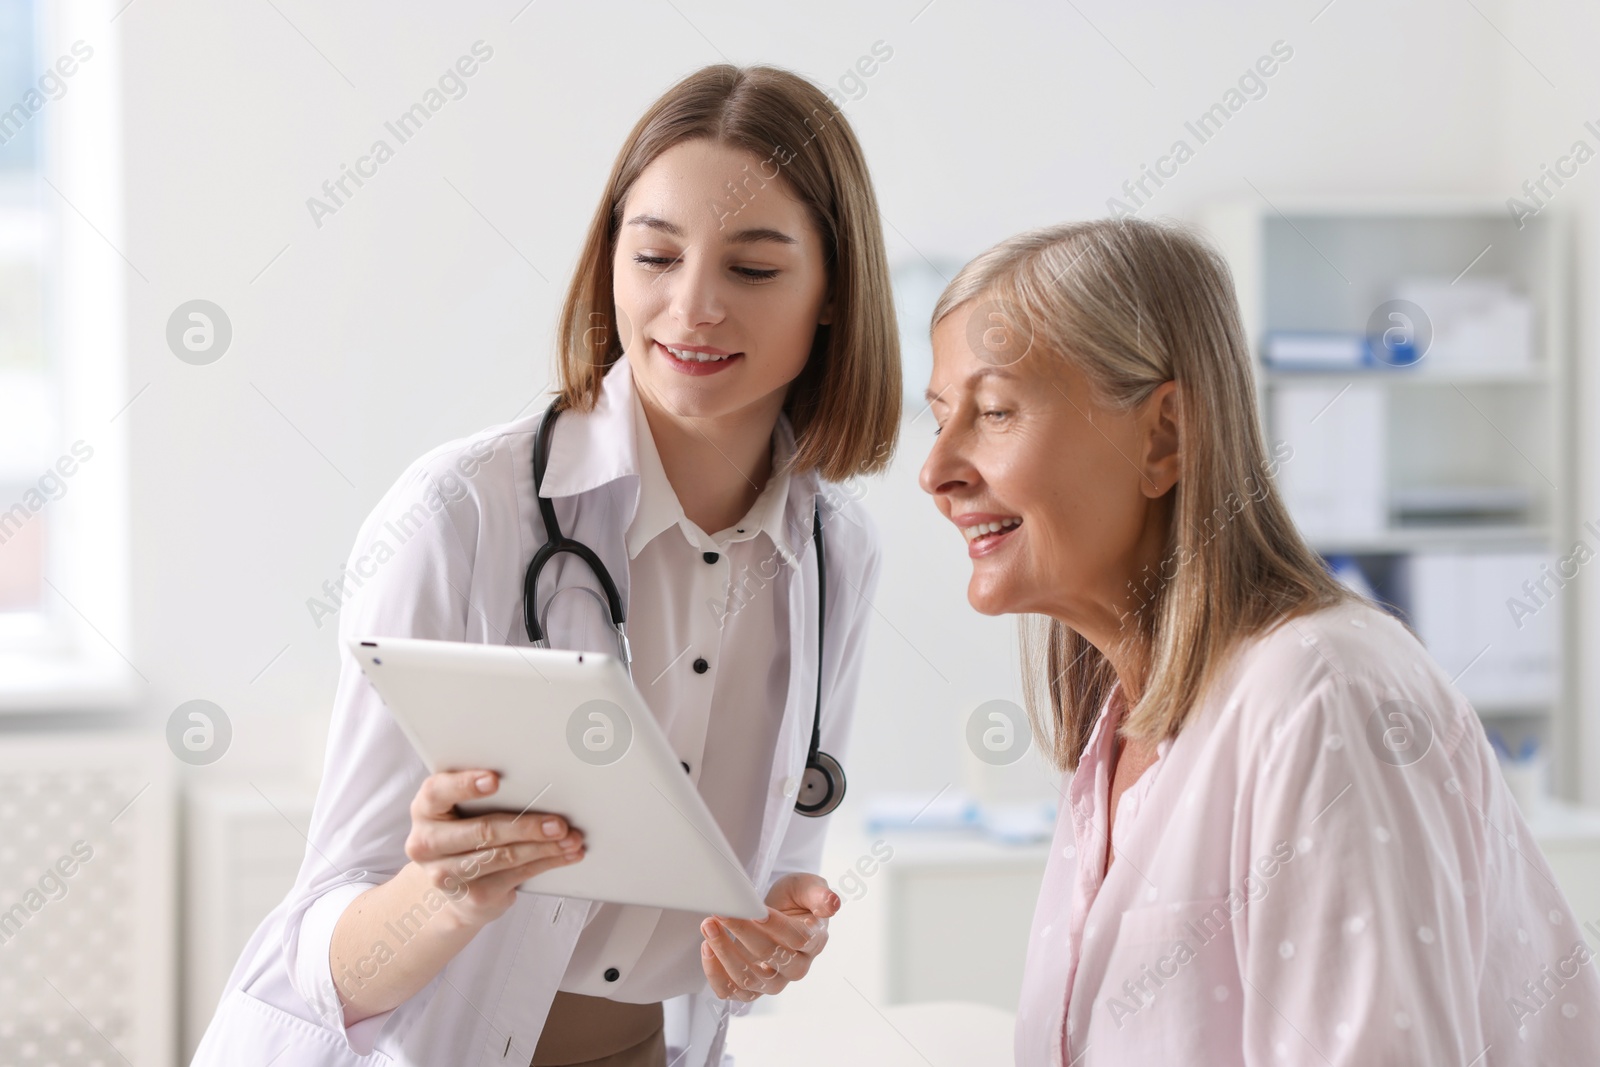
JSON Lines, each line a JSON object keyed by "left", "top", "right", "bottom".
{"left": 1200, "top": 197, "right": 1578, "bottom": 797}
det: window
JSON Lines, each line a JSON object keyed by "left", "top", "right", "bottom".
{"left": 0, "top": 0, "right": 131, "bottom": 705}
{"left": 0, "top": 0, "right": 51, "bottom": 618}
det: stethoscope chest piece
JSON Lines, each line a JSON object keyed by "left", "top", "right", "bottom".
{"left": 795, "top": 750, "right": 845, "bottom": 817}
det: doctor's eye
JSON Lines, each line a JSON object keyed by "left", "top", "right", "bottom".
{"left": 732, "top": 265, "right": 780, "bottom": 282}
{"left": 982, "top": 409, "right": 1010, "bottom": 423}
{"left": 632, "top": 253, "right": 678, "bottom": 270}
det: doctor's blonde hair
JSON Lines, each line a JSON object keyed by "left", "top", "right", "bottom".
{"left": 554, "top": 64, "right": 901, "bottom": 482}
{"left": 932, "top": 218, "right": 1352, "bottom": 772}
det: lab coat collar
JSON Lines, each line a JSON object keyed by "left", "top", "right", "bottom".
{"left": 625, "top": 386, "right": 800, "bottom": 564}
{"left": 537, "top": 354, "right": 647, "bottom": 501}
{"left": 542, "top": 353, "right": 810, "bottom": 566}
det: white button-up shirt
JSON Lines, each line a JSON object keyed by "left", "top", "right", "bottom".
{"left": 560, "top": 362, "right": 799, "bottom": 1001}
{"left": 1015, "top": 596, "right": 1600, "bottom": 1065}
{"left": 192, "top": 354, "right": 882, "bottom": 1067}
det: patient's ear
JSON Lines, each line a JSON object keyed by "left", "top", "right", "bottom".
{"left": 1138, "top": 381, "right": 1181, "bottom": 499}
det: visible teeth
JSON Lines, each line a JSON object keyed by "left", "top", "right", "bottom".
{"left": 961, "top": 517, "right": 1021, "bottom": 542}
{"left": 665, "top": 345, "right": 734, "bottom": 363}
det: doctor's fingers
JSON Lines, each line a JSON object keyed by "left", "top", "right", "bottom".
{"left": 700, "top": 952, "right": 747, "bottom": 1001}
{"left": 733, "top": 922, "right": 821, "bottom": 983}
{"left": 718, "top": 910, "right": 828, "bottom": 957}
{"left": 705, "top": 917, "right": 789, "bottom": 971}
{"left": 424, "top": 836, "right": 585, "bottom": 890}
{"left": 463, "top": 849, "right": 586, "bottom": 899}
{"left": 407, "top": 809, "right": 577, "bottom": 864}
{"left": 703, "top": 958, "right": 764, "bottom": 1002}
{"left": 411, "top": 768, "right": 508, "bottom": 820}
{"left": 702, "top": 929, "right": 787, "bottom": 998}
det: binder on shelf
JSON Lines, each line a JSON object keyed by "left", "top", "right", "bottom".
{"left": 1404, "top": 551, "right": 1558, "bottom": 709}
{"left": 1270, "top": 382, "right": 1386, "bottom": 540}
{"left": 1264, "top": 332, "right": 1370, "bottom": 370}
{"left": 1390, "top": 277, "right": 1535, "bottom": 373}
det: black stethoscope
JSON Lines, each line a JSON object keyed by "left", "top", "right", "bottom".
{"left": 521, "top": 398, "right": 846, "bottom": 818}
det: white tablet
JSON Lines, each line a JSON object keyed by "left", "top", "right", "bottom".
{"left": 349, "top": 636, "right": 767, "bottom": 920}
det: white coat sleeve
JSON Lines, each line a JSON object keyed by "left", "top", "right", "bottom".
{"left": 1238, "top": 673, "right": 1486, "bottom": 1065}
{"left": 279, "top": 458, "right": 480, "bottom": 1055}
{"left": 763, "top": 506, "right": 882, "bottom": 896}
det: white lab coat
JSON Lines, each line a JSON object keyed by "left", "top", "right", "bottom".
{"left": 191, "top": 360, "right": 883, "bottom": 1066}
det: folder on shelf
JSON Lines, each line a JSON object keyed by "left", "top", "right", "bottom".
{"left": 1390, "top": 278, "right": 1535, "bottom": 373}
{"left": 1270, "top": 382, "right": 1387, "bottom": 540}
{"left": 1264, "top": 332, "right": 1369, "bottom": 369}
{"left": 1404, "top": 551, "right": 1558, "bottom": 709}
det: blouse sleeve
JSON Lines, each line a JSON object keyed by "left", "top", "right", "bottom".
{"left": 1238, "top": 672, "right": 1489, "bottom": 1064}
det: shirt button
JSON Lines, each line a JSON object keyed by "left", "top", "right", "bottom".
{"left": 604, "top": 967, "right": 620, "bottom": 982}
{"left": 693, "top": 657, "right": 709, "bottom": 674}
{"left": 681, "top": 761, "right": 691, "bottom": 774}
{"left": 703, "top": 551, "right": 719, "bottom": 564}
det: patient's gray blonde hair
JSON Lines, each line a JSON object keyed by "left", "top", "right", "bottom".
{"left": 932, "top": 218, "right": 1352, "bottom": 772}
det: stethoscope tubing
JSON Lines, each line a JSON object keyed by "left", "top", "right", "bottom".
{"left": 522, "top": 398, "right": 844, "bottom": 817}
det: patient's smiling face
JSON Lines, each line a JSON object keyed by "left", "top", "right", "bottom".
{"left": 918, "top": 299, "right": 1179, "bottom": 640}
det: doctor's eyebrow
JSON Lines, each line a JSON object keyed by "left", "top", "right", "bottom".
{"left": 625, "top": 213, "right": 798, "bottom": 247}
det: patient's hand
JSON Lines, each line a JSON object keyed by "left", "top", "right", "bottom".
{"left": 700, "top": 873, "right": 841, "bottom": 1002}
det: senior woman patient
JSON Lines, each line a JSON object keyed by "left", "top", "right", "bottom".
{"left": 918, "top": 217, "right": 1600, "bottom": 1065}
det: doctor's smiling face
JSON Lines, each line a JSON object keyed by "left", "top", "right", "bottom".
{"left": 919, "top": 299, "right": 1179, "bottom": 642}
{"left": 612, "top": 137, "right": 834, "bottom": 429}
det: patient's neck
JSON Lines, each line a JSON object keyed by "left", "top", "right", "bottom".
{"left": 1101, "top": 633, "right": 1150, "bottom": 715}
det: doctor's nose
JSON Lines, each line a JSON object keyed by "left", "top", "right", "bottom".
{"left": 668, "top": 257, "right": 727, "bottom": 330}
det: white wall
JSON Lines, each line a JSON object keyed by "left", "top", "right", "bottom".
{"left": 112, "top": 0, "right": 1596, "bottom": 807}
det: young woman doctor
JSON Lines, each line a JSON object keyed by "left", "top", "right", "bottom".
{"left": 193, "top": 64, "right": 899, "bottom": 1067}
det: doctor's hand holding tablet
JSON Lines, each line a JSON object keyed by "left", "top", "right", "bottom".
{"left": 403, "top": 768, "right": 837, "bottom": 1003}
{"left": 404, "top": 769, "right": 587, "bottom": 930}
{"left": 403, "top": 766, "right": 839, "bottom": 1002}
{"left": 403, "top": 764, "right": 838, "bottom": 1004}
{"left": 357, "top": 632, "right": 846, "bottom": 1009}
